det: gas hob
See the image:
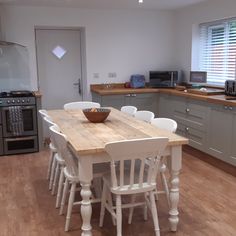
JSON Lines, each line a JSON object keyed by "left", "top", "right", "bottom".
{"left": 0, "top": 91, "right": 35, "bottom": 106}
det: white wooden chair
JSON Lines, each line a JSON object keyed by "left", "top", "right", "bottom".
{"left": 120, "top": 106, "right": 137, "bottom": 116}
{"left": 99, "top": 137, "right": 168, "bottom": 236}
{"left": 49, "top": 125, "right": 109, "bottom": 231}
{"left": 134, "top": 110, "right": 155, "bottom": 123}
{"left": 151, "top": 118, "right": 177, "bottom": 206}
{"left": 151, "top": 118, "right": 177, "bottom": 133}
{"left": 44, "top": 117, "right": 65, "bottom": 206}
{"left": 41, "top": 116, "right": 59, "bottom": 188}
{"left": 38, "top": 109, "right": 49, "bottom": 118}
{"left": 63, "top": 101, "right": 100, "bottom": 110}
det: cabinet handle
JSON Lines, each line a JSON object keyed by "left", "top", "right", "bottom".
{"left": 185, "top": 127, "right": 189, "bottom": 132}
{"left": 125, "top": 94, "right": 131, "bottom": 97}
{"left": 224, "top": 106, "right": 228, "bottom": 110}
{"left": 131, "top": 94, "right": 136, "bottom": 97}
{"left": 229, "top": 106, "right": 233, "bottom": 111}
{"left": 185, "top": 108, "right": 190, "bottom": 113}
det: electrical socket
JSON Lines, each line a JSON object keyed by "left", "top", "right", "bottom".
{"left": 93, "top": 73, "right": 99, "bottom": 79}
{"left": 108, "top": 72, "right": 117, "bottom": 78}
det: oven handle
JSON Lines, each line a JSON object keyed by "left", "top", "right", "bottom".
{"left": 1, "top": 105, "right": 35, "bottom": 110}
{"left": 5, "top": 136, "right": 36, "bottom": 142}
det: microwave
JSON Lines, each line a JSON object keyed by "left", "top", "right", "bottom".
{"left": 149, "top": 71, "right": 178, "bottom": 88}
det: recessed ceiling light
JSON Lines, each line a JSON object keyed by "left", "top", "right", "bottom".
{"left": 138, "top": 0, "right": 143, "bottom": 4}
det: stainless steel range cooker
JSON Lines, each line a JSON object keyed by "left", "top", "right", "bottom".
{"left": 0, "top": 91, "right": 38, "bottom": 155}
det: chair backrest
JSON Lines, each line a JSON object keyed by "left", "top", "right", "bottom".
{"left": 134, "top": 110, "right": 155, "bottom": 123}
{"left": 121, "top": 106, "right": 137, "bottom": 116}
{"left": 64, "top": 101, "right": 100, "bottom": 110}
{"left": 49, "top": 125, "right": 78, "bottom": 176}
{"left": 38, "top": 109, "right": 49, "bottom": 118}
{"left": 151, "top": 118, "right": 177, "bottom": 133}
{"left": 43, "top": 116, "right": 57, "bottom": 128}
{"left": 105, "top": 137, "right": 168, "bottom": 194}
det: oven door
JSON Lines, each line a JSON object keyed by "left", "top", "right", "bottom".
{"left": 3, "top": 136, "right": 38, "bottom": 155}
{"left": 2, "top": 105, "right": 37, "bottom": 137}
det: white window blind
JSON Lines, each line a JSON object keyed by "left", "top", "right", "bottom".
{"left": 199, "top": 18, "right": 236, "bottom": 85}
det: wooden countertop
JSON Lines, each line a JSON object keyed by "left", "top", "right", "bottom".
{"left": 33, "top": 91, "right": 42, "bottom": 98}
{"left": 91, "top": 84, "right": 159, "bottom": 95}
{"left": 47, "top": 108, "right": 188, "bottom": 155}
{"left": 91, "top": 84, "right": 236, "bottom": 107}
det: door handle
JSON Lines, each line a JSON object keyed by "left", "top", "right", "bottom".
{"left": 73, "top": 78, "right": 82, "bottom": 95}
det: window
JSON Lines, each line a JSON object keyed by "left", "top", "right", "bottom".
{"left": 199, "top": 18, "right": 236, "bottom": 85}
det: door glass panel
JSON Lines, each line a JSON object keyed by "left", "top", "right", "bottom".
{"left": 52, "top": 45, "right": 67, "bottom": 59}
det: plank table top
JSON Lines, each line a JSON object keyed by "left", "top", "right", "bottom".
{"left": 47, "top": 108, "right": 188, "bottom": 155}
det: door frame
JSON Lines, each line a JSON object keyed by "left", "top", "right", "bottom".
{"left": 34, "top": 26, "right": 88, "bottom": 100}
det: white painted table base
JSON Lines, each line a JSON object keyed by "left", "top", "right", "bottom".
{"left": 73, "top": 145, "right": 182, "bottom": 235}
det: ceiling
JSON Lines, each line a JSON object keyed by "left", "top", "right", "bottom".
{"left": 0, "top": 0, "right": 209, "bottom": 10}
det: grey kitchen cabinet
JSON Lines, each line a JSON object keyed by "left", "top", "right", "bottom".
{"left": 172, "top": 97, "right": 209, "bottom": 152}
{"left": 91, "top": 92, "right": 125, "bottom": 110}
{"left": 158, "top": 94, "right": 209, "bottom": 152}
{"left": 207, "top": 104, "right": 236, "bottom": 166}
{"left": 158, "top": 93, "right": 175, "bottom": 119}
{"left": 92, "top": 92, "right": 158, "bottom": 115}
{"left": 158, "top": 93, "right": 236, "bottom": 166}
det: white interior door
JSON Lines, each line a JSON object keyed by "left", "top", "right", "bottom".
{"left": 35, "top": 29, "right": 83, "bottom": 110}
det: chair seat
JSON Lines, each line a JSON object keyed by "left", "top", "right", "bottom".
{"left": 55, "top": 153, "right": 65, "bottom": 165}
{"left": 49, "top": 143, "right": 57, "bottom": 152}
{"left": 64, "top": 167, "right": 80, "bottom": 182}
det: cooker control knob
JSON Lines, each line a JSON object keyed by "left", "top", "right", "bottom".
{"left": 27, "top": 99, "right": 30, "bottom": 103}
{"left": 7, "top": 100, "right": 11, "bottom": 104}
{"left": 12, "top": 100, "right": 15, "bottom": 104}
{"left": 17, "top": 100, "right": 20, "bottom": 103}
{"left": 22, "top": 99, "right": 25, "bottom": 103}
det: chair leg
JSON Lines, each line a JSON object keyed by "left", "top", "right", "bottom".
{"left": 128, "top": 195, "right": 136, "bottom": 224}
{"left": 160, "top": 166, "right": 170, "bottom": 207}
{"left": 47, "top": 150, "right": 55, "bottom": 180}
{"left": 52, "top": 162, "right": 60, "bottom": 195}
{"left": 60, "top": 178, "right": 69, "bottom": 215}
{"left": 65, "top": 182, "right": 76, "bottom": 232}
{"left": 49, "top": 156, "right": 57, "bottom": 190}
{"left": 149, "top": 191, "right": 160, "bottom": 236}
{"left": 107, "top": 190, "right": 116, "bottom": 226}
{"left": 56, "top": 166, "right": 64, "bottom": 208}
{"left": 99, "top": 183, "right": 107, "bottom": 227}
{"left": 116, "top": 195, "right": 122, "bottom": 236}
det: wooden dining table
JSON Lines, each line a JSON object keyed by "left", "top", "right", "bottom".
{"left": 47, "top": 107, "right": 188, "bottom": 236}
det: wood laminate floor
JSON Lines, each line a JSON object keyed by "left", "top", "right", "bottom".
{"left": 0, "top": 148, "right": 235, "bottom": 236}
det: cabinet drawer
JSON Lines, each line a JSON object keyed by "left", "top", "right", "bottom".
{"left": 174, "top": 115, "right": 206, "bottom": 132}
{"left": 177, "top": 122, "right": 206, "bottom": 151}
{"left": 173, "top": 100, "right": 208, "bottom": 127}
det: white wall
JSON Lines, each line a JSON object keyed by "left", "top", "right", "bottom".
{"left": 174, "top": 0, "right": 236, "bottom": 82}
{"left": 0, "top": 5, "right": 176, "bottom": 98}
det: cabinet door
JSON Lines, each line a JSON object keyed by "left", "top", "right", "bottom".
{"left": 101, "top": 95, "right": 125, "bottom": 110}
{"left": 207, "top": 106, "right": 232, "bottom": 162}
{"left": 126, "top": 93, "right": 158, "bottom": 116}
{"left": 158, "top": 94, "right": 175, "bottom": 118}
{"left": 229, "top": 112, "right": 236, "bottom": 166}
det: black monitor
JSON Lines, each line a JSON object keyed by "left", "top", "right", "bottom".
{"left": 190, "top": 71, "right": 207, "bottom": 84}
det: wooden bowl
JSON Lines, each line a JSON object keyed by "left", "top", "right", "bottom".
{"left": 82, "top": 108, "right": 111, "bottom": 123}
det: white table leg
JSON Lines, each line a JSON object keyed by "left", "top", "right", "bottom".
{"left": 168, "top": 145, "right": 182, "bottom": 231}
{"left": 78, "top": 156, "right": 93, "bottom": 236}
{"left": 80, "top": 181, "right": 92, "bottom": 236}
